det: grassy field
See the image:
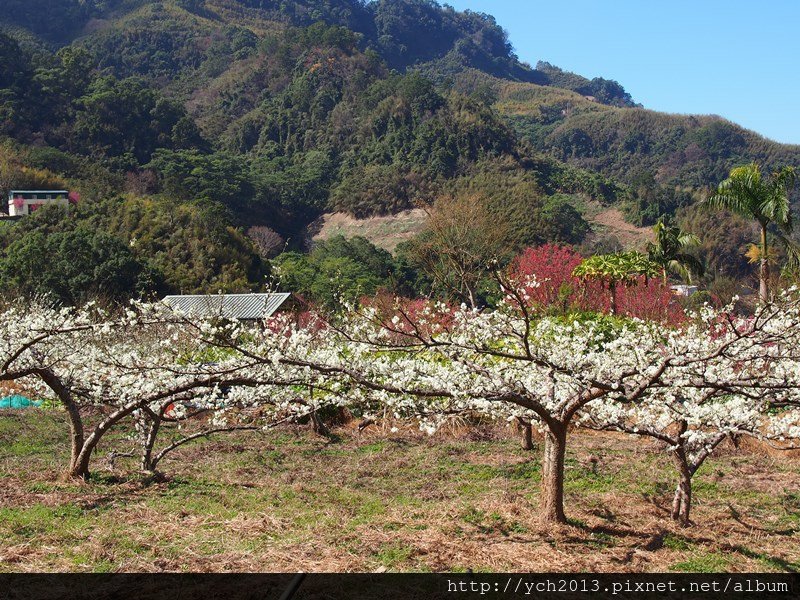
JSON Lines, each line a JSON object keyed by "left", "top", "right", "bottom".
{"left": 1, "top": 409, "right": 799, "bottom": 573}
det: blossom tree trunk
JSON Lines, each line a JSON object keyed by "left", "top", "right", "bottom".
{"left": 595, "top": 418, "right": 731, "bottom": 528}
{"left": 37, "top": 369, "right": 89, "bottom": 479}
{"left": 68, "top": 402, "right": 144, "bottom": 479}
{"left": 540, "top": 422, "right": 568, "bottom": 523}
{"left": 139, "top": 410, "right": 163, "bottom": 473}
{"left": 517, "top": 417, "right": 534, "bottom": 451}
{"left": 669, "top": 432, "right": 728, "bottom": 527}
{"left": 671, "top": 448, "right": 693, "bottom": 526}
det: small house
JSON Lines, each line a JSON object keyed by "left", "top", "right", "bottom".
{"left": 7, "top": 190, "right": 73, "bottom": 216}
{"left": 670, "top": 284, "right": 699, "bottom": 297}
{"left": 162, "top": 293, "right": 295, "bottom": 321}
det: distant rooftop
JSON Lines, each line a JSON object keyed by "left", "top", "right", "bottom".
{"left": 162, "top": 293, "right": 292, "bottom": 320}
{"left": 670, "top": 284, "right": 699, "bottom": 297}
{"left": 9, "top": 190, "right": 70, "bottom": 194}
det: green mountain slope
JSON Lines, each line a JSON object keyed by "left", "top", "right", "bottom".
{"left": 0, "top": 0, "right": 796, "bottom": 302}
{"left": 448, "top": 68, "right": 800, "bottom": 225}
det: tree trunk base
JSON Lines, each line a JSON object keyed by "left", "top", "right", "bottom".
{"left": 62, "top": 469, "right": 90, "bottom": 483}
{"left": 540, "top": 424, "right": 568, "bottom": 525}
{"left": 311, "top": 411, "right": 332, "bottom": 438}
{"left": 671, "top": 475, "right": 692, "bottom": 527}
{"left": 140, "top": 469, "right": 169, "bottom": 486}
{"left": 517, "top": 418, "right": 534, "bottom": 451}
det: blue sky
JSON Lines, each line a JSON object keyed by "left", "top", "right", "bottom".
{"left": 445, "top": 0, "right": 800, "bottom": 145}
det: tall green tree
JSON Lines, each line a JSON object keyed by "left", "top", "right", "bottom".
{"left": 705, "top": 163, "right": 797, "bottom": 302}
{"left": 647, "top": 219, "right": 703, "bottom": 284}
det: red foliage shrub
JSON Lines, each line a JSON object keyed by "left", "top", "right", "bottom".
{"left": 511, "top": 244, "right": 587, "bottom": 312}
{"left": 363, "top": 291, "right": 455, "bottom": 338}
{"left": 510, "top": 244, "right": 686, "bottom": 325}
{"left": 615, "top": 277, "right": 686, "bottom": 326}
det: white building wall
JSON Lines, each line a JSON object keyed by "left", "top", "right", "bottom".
{"left": 7, "top": 192, "right": 70, "bottom": 216}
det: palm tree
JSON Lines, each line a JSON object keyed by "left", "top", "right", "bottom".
{"left": 647, "top": 219, "right": 704, "bottom": 285}
{"left": 705, "top": 163, "right": 796, "bottom": 302}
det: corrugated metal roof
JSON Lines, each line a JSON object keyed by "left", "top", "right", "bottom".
{"left": 162, "top": 293, "right": 291, "bottom": 320}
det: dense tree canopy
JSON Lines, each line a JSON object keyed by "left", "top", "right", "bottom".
{"left": 0, "top": 223, "right": 155, "bottom": 305}
{"left": 273, "top": 235, "right": 398, "bottom": 309}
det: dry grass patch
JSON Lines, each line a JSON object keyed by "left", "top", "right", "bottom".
{"left": 1, "top": 410, "right": 798, "bottom": 572}
{"left": 309, "top": 210, "right": 428, "bottom": 253}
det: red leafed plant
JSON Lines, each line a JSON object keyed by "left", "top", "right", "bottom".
{"left": 363, "top": 291, "right": 455, "bottom": 339}
{"left": 510, "top": 244, "right": 596, "bottom": 313}
{"left": 614, "top": 277, "right": 686, "bottom": 325}
{"left": 510, "top": 244, "right": 685, "bottom": 325}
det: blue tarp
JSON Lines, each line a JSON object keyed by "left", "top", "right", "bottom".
{"left": 0, "top": 395, "right": 42, "bottom": 409}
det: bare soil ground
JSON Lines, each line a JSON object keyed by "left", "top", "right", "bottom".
{"left": 589, "top": 209, "right": 653, "bottom": 249}
{"left": 0, "top": 411, "right": 798, "bottom": 573}
{"left": 310, "top": 206, "right": 651, "bottom": 256}
{"left": 310, "top": 210, "right": 428, "bottom": 253}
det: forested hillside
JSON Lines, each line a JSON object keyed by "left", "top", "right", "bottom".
{"left": 0, "top": 0, "right": 797, "bottom": 304}
{"left": 450, "top": 69, "right": 800, "bottom": 224}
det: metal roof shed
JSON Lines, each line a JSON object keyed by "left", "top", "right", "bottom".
{"left": 162, "top": 293, "right": 292, "bottom": 321}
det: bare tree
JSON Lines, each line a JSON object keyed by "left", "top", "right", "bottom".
{"left": 409, "top": 194, "right": 512, "bottom": 308}
{"left": 247, "top": 226, "right": 285, "bottom": 258}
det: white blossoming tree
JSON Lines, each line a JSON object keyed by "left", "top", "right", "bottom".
{"left": 303, "top": 287, "right": 800, "bottom": 525}
{"left": 572, "top": 296, "right": 800, "bottom": 525}
{"left": 584, "top": 391, "right": 764, "bottom": 526}
{"left": 128, "top": 310, "right": 353, "bottom": 476}
{"left": 586, "top": 356, "right": 800, "bottom": 527}
{"left": 0, "top": 299, "right": 96, "bottom": 474}
{"left": 0, "top": 301, "right": 351, "bottom": 479}
{"left": 317, "top": 298, "right": 676, "bottom": 524}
